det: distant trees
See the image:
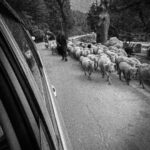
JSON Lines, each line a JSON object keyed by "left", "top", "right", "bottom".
{"left": 55, "top": 0, "right": 70, "bottom": 35}
{"left": 6, "top": 0, "right": 73, "bottom": 40}
{"left": 6, "top": 0, "right": 49, "bottom": 41}
{"left": 87, "top": 0, "right": 150, "bottom": 43}
{"left": 6, "top": 0, "right": 49, "bottom": 24}
{"left": 70, "top": 10, "right": 90, "bottom": 36}
{"left": 44, "top": 0, "right": 62, "bottom": 33}
{"left": 45, "top": 0, "right": 73, "bottom": 37}
{"left": 5, "top": 0, "right": 150, "bottom": 41}
{"left": 87, "top": 3, "right": 99, "bottom": 32}
{"left": 112, "top": 0, "right": 150, "bottom": 33}
{"left": 87, "top": 1, "right": 110, "bottom": 43}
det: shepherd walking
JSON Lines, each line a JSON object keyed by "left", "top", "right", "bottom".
{"left": 56, "top": 31, "right": 68, "bottom": 61}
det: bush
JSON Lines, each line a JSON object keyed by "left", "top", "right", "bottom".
{"left": 32, "top": 28, "right": 45, "bottom": 43}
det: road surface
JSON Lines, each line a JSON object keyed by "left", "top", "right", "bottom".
{"left": 37, "top": 43, "right": 150, "bottom": 150}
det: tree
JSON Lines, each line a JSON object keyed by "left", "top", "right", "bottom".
{"left": 6, "top": 0, "right": 50, "bottom": 41}
{"left": 44, "top": 0, "right": 73, "bottom": 37}
{"left": 6, "top": 0, "right": 52, "bottom": 42}
{"left": 6, "top": 0, "right": 49, "bottom": 23}
{"left": 87, "top": 1, "right": 110, "bottom": 44}
{"left": 87, "top": 3, "right": 99, "bottom": 32}
{"left": 55, "top": 0, "right": 73, "bottom": 37}
{"left": 87, "top": 0, "right": 150, "bottom": 43}
{"left": 44, "top": 0, "right": 61, "bottom": 33}
{"left": 70, "top": 10, "right": 90, "bottom": 36}
{"left": 113, "top": 0, "right": 150, "bottom": 32}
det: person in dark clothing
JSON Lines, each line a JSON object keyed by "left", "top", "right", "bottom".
{"left": 44, "top": 34, "right": 49, "bottom": 49}
{"left": 56, "top": 32, "right": 68, "bottom": 61}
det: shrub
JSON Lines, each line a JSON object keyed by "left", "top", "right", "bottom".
{"left": 32, "top": 27, "right": 45, "bottom": 43}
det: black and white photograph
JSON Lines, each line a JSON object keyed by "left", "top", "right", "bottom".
{"left": 0, "top": 0, "right": 150, "bottom": 150}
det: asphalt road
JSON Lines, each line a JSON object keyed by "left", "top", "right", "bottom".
{"left": 37, "top": 43, "right": 150, "bottom": 150}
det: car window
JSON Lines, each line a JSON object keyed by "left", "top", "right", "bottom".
{"left": 0, "top": 17, "right": 59, "bottom": 150}
{"left": 2, "top": 15, "right": 44, "bottom": 98}
{"left": 0, "top": 50, "right": 55, "bottom": 150}
{"left": 2, "top": 16, "right": 62, "bottom": 141}
{"left": 0, "top": 13, "right": 65, "bottom": 150}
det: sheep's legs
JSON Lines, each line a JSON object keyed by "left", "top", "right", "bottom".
{"left": 139, "top": 80, "right": 145, "bottom": 89}
{"left": 88, "top": 71, "right": 92, "bottom": 80}
{"left": 83, "top": 67, "right": 86, "bottom": 76}
{"left": 119, "top": 71, "right": 122, "bottom": 80}
{"left": 107, "top": 74, "right": 111, "bottom": 85}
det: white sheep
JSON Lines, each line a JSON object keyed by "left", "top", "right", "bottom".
{"left": 81, "top": 57, "right": 95, "bottom": 79}
{"left": 98, "top": 55, "right": 115, "bottom": 85}
{"left": 118, "top": 62, "right": 138, "bottom": 85}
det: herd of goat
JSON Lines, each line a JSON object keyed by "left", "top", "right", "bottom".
{"left": 50, "top": 37, "right": 150, "bottom": 89}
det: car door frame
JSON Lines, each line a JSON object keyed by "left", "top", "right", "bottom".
{"left": 0, "top": 13, "right": 72, "bottom": 150}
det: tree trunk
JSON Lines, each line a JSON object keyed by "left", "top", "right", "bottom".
{"left": 96, "top": 11, "right": 110, "bottom": 44}
{"left": 56, "top": 0, "right": 68, "bottom": 38}
{"left": 60, "top": 6, "right": 68, "bottom": 37}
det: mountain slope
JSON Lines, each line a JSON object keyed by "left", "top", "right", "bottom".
{"left": 70, "top": 0, "right": 94, "bottom": 13}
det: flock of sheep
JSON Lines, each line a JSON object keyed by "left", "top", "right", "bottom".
{"left": 64, "top": 37, "right": 150, "bottom": 89}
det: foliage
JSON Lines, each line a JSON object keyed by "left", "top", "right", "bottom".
{"left": 87, "top": 1, "right": 111, "bottom": 43}
{"left": 87, "top": 3, "right": 99, "bottom": 32}
{"left": 6, "top": 0, "right": 49, "bottom": 42}
{"left": 112, "top": 0, "right": 150, "bottom": 33}
{"left": 6, "top": 0, "right": 49, "bottom": 23}
{"left": 6, "top": 0, "right": 73, "bottom": 40}
{"left": 87, "top": 0, "right": 150, "bottom": 41}
{"left": 44, "top": 0, "right": 73, "bottom": 37}
{"left": 44, "top": 0, "right": 61, "bottom": 33}
{"left": 68, "top": 10, "right": 90, "bottom": 36}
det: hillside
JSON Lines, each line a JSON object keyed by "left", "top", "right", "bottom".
{"left": 68, "top": 10, "right": 90, "bottom": 36}
{"left": 70, "top": 0, "right": 94, "bottom": 13}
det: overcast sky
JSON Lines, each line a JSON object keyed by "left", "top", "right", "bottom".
{"left": 70, "top": 0, "right": 94, "bottom": 13}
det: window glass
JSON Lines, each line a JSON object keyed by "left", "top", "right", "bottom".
{"left": 1, "top": 14, "right": 61, "bottom": 150}
{"left": 2, "top": 15, "right": 44, "bottom": 98}
{"left": 1, "top": 15, "right": 58, "bottom": 149}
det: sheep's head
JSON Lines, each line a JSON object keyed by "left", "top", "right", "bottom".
{"left": 130, "top": 68, "right": 138, "bottom": 79}
{"left": 106, "top": 63, "right": 115, "bottom": 73}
